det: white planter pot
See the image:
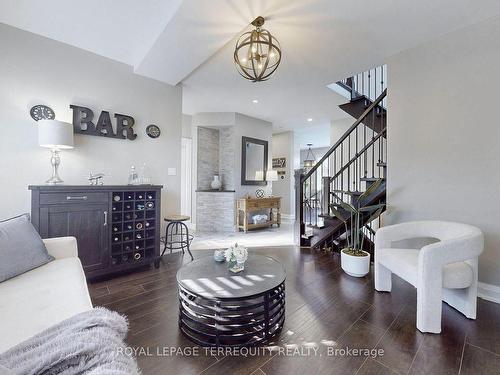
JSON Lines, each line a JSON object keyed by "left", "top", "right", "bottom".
{"left": 341, "top": 249, "right": 370, "bottom": 277}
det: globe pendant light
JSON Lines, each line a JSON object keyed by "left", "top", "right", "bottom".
{"left": 303, "top": 144, "right": 316, "bottom": 169}
{"left": 234, "top": 16, "right": 282, "bottom": 82}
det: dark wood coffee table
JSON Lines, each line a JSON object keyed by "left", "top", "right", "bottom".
{"left": 176, "top": 254, "right": 286, "bottom": 347}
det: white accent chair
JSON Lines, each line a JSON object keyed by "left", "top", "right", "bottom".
{"left": 374, "top": 221, "right": 484, "bottom": 333}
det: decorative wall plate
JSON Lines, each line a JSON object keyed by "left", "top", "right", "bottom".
{"left": 146, "top": 124, "right": 161, "bottom": 138}
{"left": 30, "top": 105, "right": 55, "bottom": 121}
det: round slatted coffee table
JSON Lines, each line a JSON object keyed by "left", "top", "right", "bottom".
{"left": 176, "top": 254, "right": 286, "bottom": 347}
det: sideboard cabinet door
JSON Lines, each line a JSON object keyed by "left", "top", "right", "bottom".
{"left": 39, "top": 203, "right": 109, "bottom": 272}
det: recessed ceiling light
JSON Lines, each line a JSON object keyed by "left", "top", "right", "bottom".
{"left": 307, "top": 118, "right": 313, "bottom": 122}
{"left": 252, "top": 99, "right": 259, "bottom": 104}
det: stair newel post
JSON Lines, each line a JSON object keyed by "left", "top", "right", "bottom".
{"left": 314, "top": 170, "right": 318, "bottom": 227}
{"left": 322, "top": 176, "right": 330, "bottom": 217}
{"left": 294, "top": 169, "right": 306, "bottom": 245}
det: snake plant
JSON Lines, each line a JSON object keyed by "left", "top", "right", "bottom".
{"left": 330, "top": 178, "right": 385, "bottom": 256}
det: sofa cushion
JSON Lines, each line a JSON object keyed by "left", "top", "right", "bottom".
{"left": 0, "top": 257, "right": 92, "bottom": 353}
{"left": 0, "top": 214, "right": 54, "bottom": 282}
{"left": 377, "top": 248, "right": 474, "bottom": 289}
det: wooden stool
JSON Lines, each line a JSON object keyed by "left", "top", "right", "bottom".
{"left": 160, "top": 215, "right": 193, "bottom": 260}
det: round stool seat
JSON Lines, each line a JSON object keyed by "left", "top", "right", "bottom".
{"left": 164, "top": 215, "right": 190, "bottom": 222}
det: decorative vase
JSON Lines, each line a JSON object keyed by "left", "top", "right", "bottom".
{"left": 213, "top": 249, "right": 225, "bottom": 262}
{"left": 340, "top": 249, "right": 370, "bottom": 277}
{"left": 211, "top": 175, "right": 222, "bottom": 190}
{"left": 228, "top": 257, "right": 245, "bottom": 273}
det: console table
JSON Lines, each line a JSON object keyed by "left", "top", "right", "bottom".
{"left": 29, "top": 185, "right": 162, "bottom": 279}
{"left": 236, "top": 197, "right": 281, "bottom": 232}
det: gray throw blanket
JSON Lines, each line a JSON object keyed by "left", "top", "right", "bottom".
{"left": 0, "top": 308, "right": 140, "bottom": 375}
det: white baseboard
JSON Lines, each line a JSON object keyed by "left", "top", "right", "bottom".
{"left": 478, "top": 282, "right": 500, "bottom": 304}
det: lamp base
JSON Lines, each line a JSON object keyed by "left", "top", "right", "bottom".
{"left": 46, "top": 149, "right": 64, "bottom": 185}
{"left": 46, "top": 175, "right": 64, "bottom": 185}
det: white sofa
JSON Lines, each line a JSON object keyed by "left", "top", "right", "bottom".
{"left": 0, "top": 237, "right": 92, "bottom": 353}
{"left": 374, "top": 221, "right": 484, "bottom": 333}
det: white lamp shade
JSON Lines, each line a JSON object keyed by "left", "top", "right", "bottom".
{"left": 38, "top": 120, "right": 74, "bottom": 149}
{"left": 255, "top": 170, "right": 264, "bottom": 181}
{"left": 266, "top": 170, "right": 278, "bottom": 181}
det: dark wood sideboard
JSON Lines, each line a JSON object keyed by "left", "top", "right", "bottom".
{"left": 29, "top": 185, "right": 163, "bottom": 279}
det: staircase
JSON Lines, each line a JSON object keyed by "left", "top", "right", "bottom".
{"left": 295, "top": 65, "right": 387, "bottom": 257}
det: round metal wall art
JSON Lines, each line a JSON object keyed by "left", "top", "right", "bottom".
{"left": 30, "top": 105, "right": 55, "bottom": 121}
{"left": 234, "top": 16, "right": 281, "bottom": 82}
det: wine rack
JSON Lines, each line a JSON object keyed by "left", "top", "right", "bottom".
{"left": 30, "top": 185, "right": 162, "bottom": 279}
{"left": 110, "top": 190, "right": 158, "bottom": 267}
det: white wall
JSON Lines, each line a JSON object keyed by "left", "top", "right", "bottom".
{"left": 331, "top": 117, "right": 354, "bottom": 145}
{"left": 0, "top": 24, "right": 182, "bottom": 223}
{"left": 386, "top": 16, "right": 500, "bottom": 288}
{"left": 182, "top": 114, "right": 192, "bottom": 138}
{"left": 272, "top": 131, "right": 295, "bottom": 218}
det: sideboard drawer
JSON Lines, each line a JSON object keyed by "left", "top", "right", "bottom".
{"left": 40, "top": 192, "right": 108, "bottom": 205}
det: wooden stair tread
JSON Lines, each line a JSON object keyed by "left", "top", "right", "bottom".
{"left": 360, "top": 177, "right": 384, "bottom": 182}
{"left": 332, "top": 190, "right": 363, "bottom": 196}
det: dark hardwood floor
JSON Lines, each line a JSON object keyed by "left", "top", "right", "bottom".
{"left": 88, "top": 246, "right": 499, "bottom": 375}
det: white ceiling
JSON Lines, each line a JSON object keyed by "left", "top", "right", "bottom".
{"left": 2, "top": 0, "right": 500, "bottom": 134}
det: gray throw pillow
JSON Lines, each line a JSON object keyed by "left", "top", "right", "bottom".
{"left": 0, "top": 214, "right": 54, "bottom": 282}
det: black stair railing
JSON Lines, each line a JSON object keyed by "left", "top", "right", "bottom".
{"left": 338, "top": 65, "right": 387, "bottom": 107}
{"left": 297, "top": 66, "right": 387, "bottom": 246}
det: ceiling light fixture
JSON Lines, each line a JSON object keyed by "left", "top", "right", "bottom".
{"left": 234, "top": 16, "right": 282, "bottom": 82}
{"left": 303, "top": 143, "right": 316, "bottom": 169}
{"left": 307, "top": 118, "right": 313, "bottom": 122}
{"left": 252, "top": 99, "right": 259, "bottom": 104}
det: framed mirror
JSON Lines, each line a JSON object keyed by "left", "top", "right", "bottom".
{"left": 241, "top": 136, "right": 268, "bottom": 186}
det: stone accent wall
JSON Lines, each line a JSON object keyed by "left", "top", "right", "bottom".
{"left": 197, "top": 127, "right": 219, "bottom": 189}
{"left": 196, "top": 192, "right": 235, "bottom": 232}
{"left": 219, "top": 127, "right": 235, "bottom": 190}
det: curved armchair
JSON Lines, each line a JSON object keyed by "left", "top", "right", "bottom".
{"left": 374, "top": 221, "right": 484, "bottom": 333}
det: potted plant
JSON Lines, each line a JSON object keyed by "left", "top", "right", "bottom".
{"left": 331, "top": 179, "right": 385, "bottom": 277}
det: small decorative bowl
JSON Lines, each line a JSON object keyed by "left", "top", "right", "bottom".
{"left": 213, "top": 249, "right": 225, "bottom": 262}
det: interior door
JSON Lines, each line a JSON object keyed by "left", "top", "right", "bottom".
{"left": 40, "top": 203, "right": 109, "bottom": 272}
{"left": 181, "top": 137, "right": 192, "bottom": 223}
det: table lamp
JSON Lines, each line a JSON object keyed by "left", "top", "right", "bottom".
{"left": 38, "top": 120, "right": 74, "bottom": 184}
{"left": 266, "top": 169, "right": 279, "bottom": 197}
